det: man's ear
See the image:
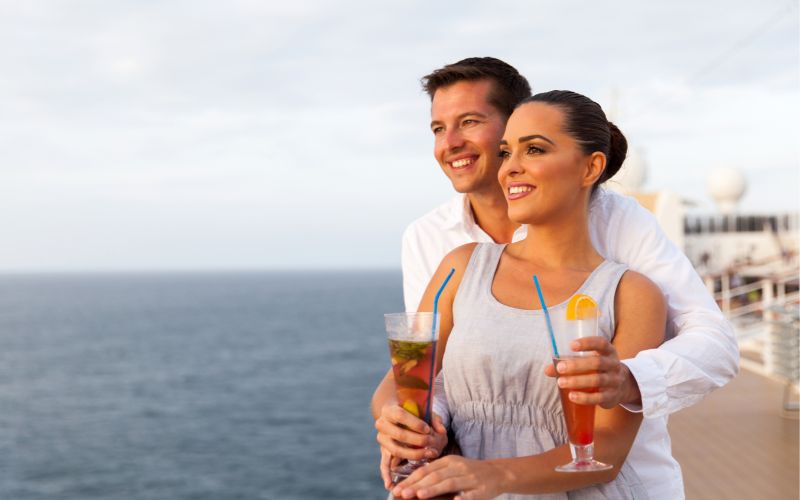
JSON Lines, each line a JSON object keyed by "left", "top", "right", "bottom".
{"left": 583, "top": 152, "right": 607, "bottom": 188}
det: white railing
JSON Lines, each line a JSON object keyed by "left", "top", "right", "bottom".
{"left": 708, "top": 270, "right": 799, "bottom": 411}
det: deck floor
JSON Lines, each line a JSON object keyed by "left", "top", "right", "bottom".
{"left": 669, "top": 368, "right": 799, "bottom": 499}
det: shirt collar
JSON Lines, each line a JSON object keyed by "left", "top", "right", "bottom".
{"left": 443, "top": 194, "right": 476, "bottom": 231}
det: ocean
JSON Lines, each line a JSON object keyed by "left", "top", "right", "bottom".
{"left": 0, "top": 271, "right": 402, "bottom": 499}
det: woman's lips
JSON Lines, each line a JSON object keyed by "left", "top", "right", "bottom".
{"left": 507, "top": 183, "right": 535, "bottom": 200}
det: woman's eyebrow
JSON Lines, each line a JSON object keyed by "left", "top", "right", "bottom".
{"left": 517, "top": 134, "right": 555, "bottom": 145}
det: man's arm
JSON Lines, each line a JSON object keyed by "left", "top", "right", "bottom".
{"left": 595, "top": 190, "right": 739, "bottom": 418}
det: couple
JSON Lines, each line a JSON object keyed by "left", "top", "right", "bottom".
{"left": 371, "top": 57, "right": 738, "bottom": 499}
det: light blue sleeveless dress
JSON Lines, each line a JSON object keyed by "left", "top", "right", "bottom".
{"left": 442, "top": 243, "right": 648, "bottom": 499}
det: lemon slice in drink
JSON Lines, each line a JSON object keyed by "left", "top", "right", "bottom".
{"left": 402, "top": 400, "right": 421, "bottom": 418}
{"left": 566, "top": 294, "right": 599, "bottom": 320}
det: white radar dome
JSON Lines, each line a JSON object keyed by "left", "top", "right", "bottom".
{"left": 707, "top": 167, "right": 746, "bottom": 213}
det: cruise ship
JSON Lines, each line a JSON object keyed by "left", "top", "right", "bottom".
{"left": 609, "top": 155, "right": 799, "bottom": 407}
{"left": 608, "top": 155, "right": 799, "bottom": 497}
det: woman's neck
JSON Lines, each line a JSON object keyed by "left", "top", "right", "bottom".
{"left": 513, "top": 208, "right": 602, "bottom": 272}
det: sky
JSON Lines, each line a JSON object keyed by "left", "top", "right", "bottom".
{"left": 1, "top": 0, "right": 798, "bottom": 271}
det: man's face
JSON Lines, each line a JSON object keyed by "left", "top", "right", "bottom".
{"left": 430, "top": 79, "right": 508, "bottom": 195}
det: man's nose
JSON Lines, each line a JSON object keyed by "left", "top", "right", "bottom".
{"left": 442, "top": 128, "right": 465, "bottom": 151}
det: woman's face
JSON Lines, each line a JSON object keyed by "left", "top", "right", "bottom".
{"left": 498, "top": 102, "right": 600, "bottom": 225}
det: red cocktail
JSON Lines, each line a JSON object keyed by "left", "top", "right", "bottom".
{"left": 557, "top": 372, "right": 597, "bottom": 446}
{"left": 553, "top": 295, "right": 613, "bottom": 473}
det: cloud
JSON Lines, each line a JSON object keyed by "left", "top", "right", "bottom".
{"left": 0, "top": 0, "right": 796, "bottom": 270}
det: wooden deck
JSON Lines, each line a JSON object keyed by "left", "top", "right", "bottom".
{"left": 669, "top": 368, "right": 799, "bottom": 499}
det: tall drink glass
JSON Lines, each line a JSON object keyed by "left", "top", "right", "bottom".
{"left": 552, "top": 295, "right": 612, "bottom": 473}
{"left": 384, "top": 312, "right": 440, "bottom": 483}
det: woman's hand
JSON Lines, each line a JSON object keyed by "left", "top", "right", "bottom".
{"left": 543, "top": 336, "right": 641, "bottom": 409}
{"left": 391, "top": 455, "right": 509, "bottom": 500}
{"left": 376, "top": 405, "right": 448, "bottom": 488}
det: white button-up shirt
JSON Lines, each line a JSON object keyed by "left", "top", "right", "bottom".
{"left": 404, "top": 189, "right": 739, "bottom": 499}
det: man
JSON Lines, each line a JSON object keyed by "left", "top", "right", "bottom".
{"left": 373, "top": 57, "right": 738, "bottom": 495}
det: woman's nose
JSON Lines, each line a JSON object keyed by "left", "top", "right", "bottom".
{"left": 500, "top": 153, "right": 523, "bottom": 178}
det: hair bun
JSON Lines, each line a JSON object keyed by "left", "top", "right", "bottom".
{"left": 603, "top": 121, "right": 628, "bottom": 182}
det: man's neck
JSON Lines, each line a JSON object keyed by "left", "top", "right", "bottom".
{"left": 466, "top": 188, "right": 520, "bottom": 243}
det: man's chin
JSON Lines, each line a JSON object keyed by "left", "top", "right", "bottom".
{"left": 448, "top": 178, "right": 476, "bottom": 194}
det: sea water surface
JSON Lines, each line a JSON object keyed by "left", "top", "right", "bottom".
{"left": 0, "top": 271, "right": 401, "bottom": 499}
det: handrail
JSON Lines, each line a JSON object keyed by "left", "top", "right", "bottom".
{"left": 714, "top": 272, "right": 800, "bottom": 301}
{"left": 727, "top": 291, "right": 800, "bottom": 319}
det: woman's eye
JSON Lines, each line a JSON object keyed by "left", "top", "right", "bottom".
{"left": 498, "top": 150, "right": 511, "bottom": 159}
{"left": 527, "top": 145, "right": 544, "bottom": 154}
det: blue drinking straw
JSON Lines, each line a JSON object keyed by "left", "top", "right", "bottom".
{"left": 424, "top": 267, "right": 455, "bottom": 425}
{"left": 533, "top": 275, "right": 560, "bottom": 358}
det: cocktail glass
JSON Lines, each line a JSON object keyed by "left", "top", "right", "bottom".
{"left": 384, "top": 312, "right": 440, "bottom": 483}
{"left": 552, "top": 295, "right": 613, "bottom": 473}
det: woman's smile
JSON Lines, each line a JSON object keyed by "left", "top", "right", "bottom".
{"left": 507, "top": 182, "right": 536, "bottom": 200}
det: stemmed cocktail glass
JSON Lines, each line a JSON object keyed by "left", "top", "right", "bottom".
{"left": 533, "top": 275, "right": 613, "bottom": 473}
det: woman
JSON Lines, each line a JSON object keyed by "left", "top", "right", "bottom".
{"left": 379, "top": 90, "right": 682, "bottom": 499}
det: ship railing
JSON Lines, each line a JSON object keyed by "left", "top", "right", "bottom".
{"left": 713, "top": 271, "right": 799, "bottom": 412}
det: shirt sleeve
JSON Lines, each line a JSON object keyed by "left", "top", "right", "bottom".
{"left": 402, "top": 224, "right": 430, "bottom": 313}
{"left": 597, "top": 192, "right": 740, "bottom": 418}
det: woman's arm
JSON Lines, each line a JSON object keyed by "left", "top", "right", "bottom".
{"left": 393, "top": 270, "right": 667, "bottom": 499}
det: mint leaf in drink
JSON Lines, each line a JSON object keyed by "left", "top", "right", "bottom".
{"left": 388, "top": 339, "right": 430, "bottom": 361}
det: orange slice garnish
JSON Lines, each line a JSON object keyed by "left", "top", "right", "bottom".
{"left": 566, "top": 294, "right": 598, "bottom": 320}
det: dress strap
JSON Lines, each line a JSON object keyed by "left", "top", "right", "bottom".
{"left": 453, "top": 243, "right": 505, "bottom": 316}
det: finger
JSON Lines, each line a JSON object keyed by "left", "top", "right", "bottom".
{"left": 432, "top": 414, "right": 447, "bottom": 435}
{"left": 384, "top": 405, "right": 431, "bottom": 434}
{"left": 415, "top": 474, "right": 475, "bottom": 499}
{"left": 556, "top": 355, "right": 617, "bottom": 375}
{"left": 380, "top": 450, "right": 392, "bottom": 489}
{"left": 558, "top": 372, "right": 613, "bottom": 390}
{"left": 376, "top": 419, "right": 434, "bottom": 448}
{"left": 392, "top": 456, "right": 451, "bottom": 494}
{"left": 570, "top": 336, "right": 614, "bottom": 354}
{"left": 568, "top": 384, "right": 626, "bottom": 407}
{"left": 376, "top": 434, "right": 436, "bottom": 461}
{"left": 566, "top": 389, "right": 607, "bottom": 406}
{"left": 543, "top": 363, "right": 557, "bottom": 378}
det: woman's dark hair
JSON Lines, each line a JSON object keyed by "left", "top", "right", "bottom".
{"left": 519, "top": 90, "right": 627, "bottom": 192}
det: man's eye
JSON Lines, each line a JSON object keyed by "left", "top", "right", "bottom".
{"left": 462, "top": 119, "right": 477, "bottom": 126}
{"left": 432, "top": 126, "right": 444, "bottom": 134}
{"left": 527, "top": 145, "right": 544, "bottom": 154}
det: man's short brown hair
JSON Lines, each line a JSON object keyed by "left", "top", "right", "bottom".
{"left": 420, "top": 57, "right": 532, "bottom": 117}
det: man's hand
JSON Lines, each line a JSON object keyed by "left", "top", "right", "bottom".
{"left": 375, "top": 405, "right": 448, "bottom": 488}
{"left": 543, "top": 336, "right": 641, "bottom": 409}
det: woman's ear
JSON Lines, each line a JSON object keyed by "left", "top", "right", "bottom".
{"left": 583, "top": 152, "right": 607, "bottom": 188}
